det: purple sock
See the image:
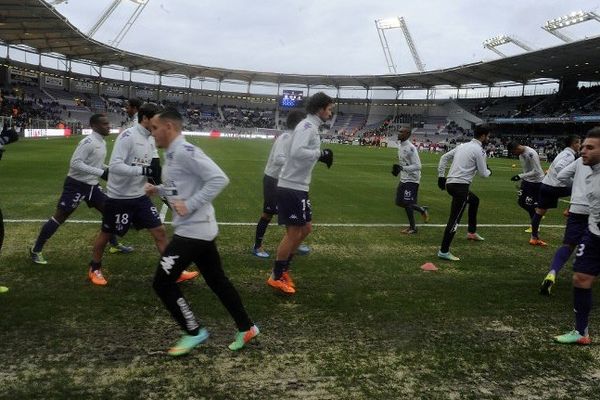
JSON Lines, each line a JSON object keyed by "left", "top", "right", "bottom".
{"left": 531, "top": 213, "right": 543, "bottom": 238}
{"left": 548, "top": 246, "right": 573, "bottom": 275}
{"left": 574, "top": 287, "right": 592, "bottom": 336}
{"left": 33, "top": 218, "right": 61, "bottom": 252}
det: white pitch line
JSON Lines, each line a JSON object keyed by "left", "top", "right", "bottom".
{"left": 3, "top": 219, "right": 566, "bottom": 228}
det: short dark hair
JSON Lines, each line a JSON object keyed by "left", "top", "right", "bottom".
{"left": 286, "top": 110, "right": 306, "bottom": 130}
{"left": 138, "top": 103, "right": 161, "bottom": 123}
{"left": 306, "top": 92, "right": 334, "bottom": 115}
{"left": 506, "top": 141, "right": 519, "bottom": 153}
{"left": 127, "top": 98, "right": 142, "bottom": 109}
{"left": 155, "top": 107, "right": 183, "bottom": 125}
{"left": 89, "top": 113, "right": 105, "bottom": 127}
{"left": 473, "top": 124, "right": 491, "bottom": 139}
{"left": 565, "top": 135, "right": 580, "bottom": 148}
{"left": 586, "top": 127, "right": 600, "bottom": 139}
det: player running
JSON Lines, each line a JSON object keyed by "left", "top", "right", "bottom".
{"left": 146, "top": 108, "right": 258, "bottom": 356}
{"left": 29, "top": 114, "right": 133, "bottom": 265}
{"left": 252, "top": 110, "right": 307, "bottom": 258}
{"left": 529, "top": 135, "right": 580, "bottom": 246}
{"left": 391, "top": 127, "right": 429, "bottom": 234}
{"left": 267, "top": 92, "right": 334, "bottom": 294}
{"left": 554, "top": 128, "right": 600, "bottom": 345}
{"left": 539, "top": 156, "right": 591, "bottom": 295}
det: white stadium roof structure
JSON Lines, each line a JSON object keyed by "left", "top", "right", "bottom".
{"left": 2, "top": 0, "right": 600, "bottom": 91}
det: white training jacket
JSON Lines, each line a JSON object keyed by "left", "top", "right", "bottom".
{"left": 585, "top": 163, "right": 600, "bottom": 237}
{"left": 67, "top": 130, "right": 106, "bottom": 185}
{"left": 278, "top": 114, "right": 322, "bottom": 192}
{"left": 542, "top": 147, "right": 577, "bottom": 188}
{"left": 264, "top": 130, "right": 293, "bottom": 179}
{"left": 518, "top": 146, "right": 544, "bottom": 183}
{"left": 438, "top": 139, "right": 491, "bottom": 185}
{"left": 557, "top": 158, "right": 592, "bottom": 215}
{"left": 398, "top": 140, "right": 421, "bottom": 184}
{"left": 107, "top": 124, "right": 155, "bottom": 199}
{"left": 157, "top": 135, "right": 229, "bottom": 241}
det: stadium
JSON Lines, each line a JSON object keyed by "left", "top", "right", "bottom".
{"left": 1, "top": 0, "right": 600, "bottom": 398}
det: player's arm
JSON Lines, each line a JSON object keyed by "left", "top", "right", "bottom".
{"left": 182, "top": 149, "right": 229, "bottom": 213}
{"left": 70, "top": 138, "right": 105, "bottom": 177}
{"left": 272, "top": 134, "right": 288, "bottom": 167}
{"left": 290, "top": 126, "right": 321, "bottom": 162}
{"left": 437, "top": 148, "right": 456, "bottom": 177}
{"left": 475, "top": 148, "right": 491, "bottom": 178}
{"left": 109, "top": 135, "right": 148, "bottom": 176}
{"left": 553, "top": 153, "right": 575, "bottom": 175}
{"left": 556, "top": 159, "right": 577, "bottom": 184}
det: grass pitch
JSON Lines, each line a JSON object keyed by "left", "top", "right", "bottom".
{"left": 0, "top": 136, "right": 598, "bottom": 399}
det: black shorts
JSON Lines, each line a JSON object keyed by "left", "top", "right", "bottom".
{"left": 263, "top": 174, "right": 278, "bottom": 215}
{"left": 277, "top": 187, "right": 312, "bottom": 226}
{"left": 518, "top": 180, "right": 541, "bottom": 208}
{"left": 395, "top": 181, "right": 419, "bottom": 206}
{"left": 538, "top": 183, "right": 571, "bottom": 210}
{"left": 573, "top": 230, "right": 600, "bottom": 276}
{"left": 57, "top": 176, "right": 107, "bottom": 212}
{"left": 101, "top": 195, "right": 162, "bottom": 236}
{"left": 562, "top": 212, "right": 589, "bottom": 246}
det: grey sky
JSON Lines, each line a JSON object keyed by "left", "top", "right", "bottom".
{"left": 54, "top": 0, "right": 600, "bottom": 76}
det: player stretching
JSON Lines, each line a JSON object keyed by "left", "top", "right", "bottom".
{"left": 146, "top": 109, "right": 258, "bottom": 356}
{"left": 391, "top": 127, "right": 429, "bottom": 234}
{"left": 29, "top": 114, "right": 132, "bottom": 265}
{"left": 539, "top": 156, "right": 591, "bottom": 295}
{"left": 437, "top": 125, "right": 491, "bottom": 261}
{"left": 554, "top": 128, "right": 600, "bottom": 344}
{"left": 267, "top": 92, "right": 334, "bottom": 294}
{"left": 529, "top": 135, "right": 580, "bottom": 246}
{"left": 87, "top": 103, "right": 197, "bottom": 286}
{"left": 252, "top": 110, "right": 307, "bottom": 258}
{"left": 506, "top": 142, "right": 544, "bottom": 232}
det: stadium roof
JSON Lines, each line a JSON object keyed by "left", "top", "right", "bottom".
{"left": 2, "top": 0, "right": 600, "bottom": 89}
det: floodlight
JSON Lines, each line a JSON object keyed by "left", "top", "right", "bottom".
{"left": 376, "top": 17, "right": 402, "bottom": 29}
{"left": 542, "top": 10, "right": 600, "bottom": 42}
{"left": 483, "top": 35, "right": 533, "bottom": 58}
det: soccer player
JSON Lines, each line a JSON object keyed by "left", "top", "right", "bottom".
{"left": 123, "top": 98, "right": 142, "bottom": 129}
{"left": 0, "top": 124, "right": 19, "bottom": 294}
{"left": 392, "top": 127, "right": 429, "bottom": 234}
{"left": 554, "top": 128, "right": 600, "bottom": 345}
{"left": 145, "top": 109, "right": 258, "bottom": 356}
{"left": 437, "top": 125, "right": 492, "bottom": 261}
{"left": 267, "top": 92, "right": 334, "bottom": 294}
{"left": 529, "top": 135, "right": 580, "bottom": 246}
{"left": 252, "top": 110, "right": 307, "bottom": 258}
{"left": 87, "top": 103, "right": 198, "bottom": 286}
{"left": 540, "top": 156, "right": 591, "bottom": 295}
{"left": 506, "top": 142, "right": 544, "bottom": 229}
{"left": 29, "top": 114, "right": 133, "bottom": 265}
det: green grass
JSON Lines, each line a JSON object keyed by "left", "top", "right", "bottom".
{"left": 0, "top": 137, "right": 597, "bottom": 399}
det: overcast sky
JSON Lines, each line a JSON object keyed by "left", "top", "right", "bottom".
{"left": 53, "top": 0, "right": 600, "bottom": 76}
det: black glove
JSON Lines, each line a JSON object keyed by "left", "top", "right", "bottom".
{"left": 437, "top": 177, "right": 447, "bottom": 190}
{"left": 149, "top": 157, "right": 162, "bottom": 185}
{"left": 487, "top": 165, "right": 492, "bottom": 176}
{"left": 0, "top": 127, "right": 18, "bottom": 145}
{"left": 318, "top": 149, "right": 333, "bottom": 168}
{"left": 510, "top": 174, "right": 521, "bottom": 182}
{"left": 391, "top": 164, "right": 402, "bottom": 176}
{"left": 100, "top": 169, "right": 109, "bottom": 181}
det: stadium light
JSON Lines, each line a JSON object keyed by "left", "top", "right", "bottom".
{"left": 483, "top": 35, "right": 534, "bottom": 58}
{"left": 87, "top": 0, "right": 150, "bottom": 47}
{"left": 374, "top": 16, "right": 425, "bottom": 74}
{"left": 542, "top": 10, "right": 600, "bottom": 43}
